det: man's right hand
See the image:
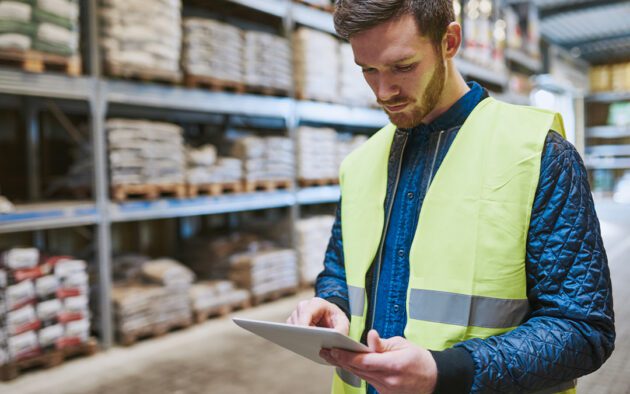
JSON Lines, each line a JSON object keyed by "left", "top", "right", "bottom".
{"left": 286, "top": 297, "right": 350, "bottom": 335}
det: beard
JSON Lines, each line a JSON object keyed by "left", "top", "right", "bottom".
{"left": 382, "top": 57, "right": 446, "bottom": 129}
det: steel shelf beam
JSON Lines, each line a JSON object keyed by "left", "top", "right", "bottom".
{"left": 228, "top": 0, "right": 289, "bottom": 18}
{"left": 0, "top": 202, "right": 99, "bottom": 234}
{"left": 587, "top": 126, "right": 630, "bottom": 139}
{"left": 291, "top": 3, "right": 335, "bottom": 34}
{"left": 504, "top": 49, "right": 543, "bottom": 74}
{"left": 296, "top": 186, "right": 340, "bottom": 205}
{"left": 296, "top": 100, "right": 387, "bottom": 128}
{"left": 0, "top": 68, "right": 93, "bottom": 100}
{"left": 454, "top": 58, "right": 509, "bottom": 87}
{"left": 586, "top": 157, "right": 630, "bottom": 170}
{"left": 586, "top": 91, "right": 630, "bottom": 103}
{"left": 109, "top": 192, "right": 296, "bottom": 223}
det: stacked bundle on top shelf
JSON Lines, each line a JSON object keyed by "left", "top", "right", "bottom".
{"left": 100, "top": 0, "right": 182, "bottom": 82}
{"left": 182, "top": 17, "right": 243, "bottom": 89}
{"left": 296, "top": 126, "right": 338, "bottom": 183}
{"left": 231, "top": 135, "right": 294, "bottom": 189}
{"left": 111, "top": 255, "right": 194, "bottom": 345}
{"left": 0, "top": 0, "right": 81, "bottom": 74}
{"left": 0, "top": 249, "right": 93, "bottom": 378}
{"left": 335, "top": 133, "right": 367, "bottom": 169}
{"left": 590, "top": 61, "right": 630, "bottom": 93}
{"left": 294, "top": 27, "right": 339, "bottom": 103}
{"left": 296, "top": 215, "right": 335, "bottom": 284}
{"left": 339, "top": 43, "right": 374, "bottom": 107}
{"left": 107, "top": 119, "right": 186, "bottom": 200}
{"left": 243, "top": 30, "right": 291, "bottom": 94}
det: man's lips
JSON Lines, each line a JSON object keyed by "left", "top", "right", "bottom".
{"left": 383, "top": 102, "right": 408, "bottom": 112}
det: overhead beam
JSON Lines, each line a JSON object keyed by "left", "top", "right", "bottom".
{"left": 538, "top": 0, "right": 628, "bottom": 19}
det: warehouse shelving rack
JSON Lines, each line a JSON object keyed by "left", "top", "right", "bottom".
{"left": 1, "top": 0, "right": 542, "bottom": 349}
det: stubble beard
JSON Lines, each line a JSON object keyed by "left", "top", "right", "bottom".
{"left": 385, "top": 58, "right": 446, "bottom": 129}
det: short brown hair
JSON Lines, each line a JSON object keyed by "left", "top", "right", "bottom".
{"left": 334, "top": 0, "right": 455, "bottom": 47}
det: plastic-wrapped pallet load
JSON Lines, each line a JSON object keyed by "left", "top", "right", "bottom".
{"left": 33, "top": 0, "right": 80, "bottom": 57}
{"left": 182, "top": 17, "right": 243, "bottom": 84}
{"left": 339, "top": 43, "right": 374, "bottom": 107}
{"left": 294, "top": 27, "right": 339, "bottom": 103}
{"left": 243, "top": 30, "right": 291, "bottom": 92}
{"left": 0, "top": 249, "right": 91, "bottom": 367}
{"left": 111, "top": 256, "right": 193, "bottom": 345}
{"left": 229, "top": 248, "right": 299, "bottom": 301}
{"left": 296, "top": 126, "right": 337, "bottom": 181}
{"left": 189, "top": 280, "right": 249, "bottom": 319}
{"left": 296, "top": 215, "right": 335, "bottom": 284}
{"left": 107, "top": 119, "right": 185, "bottom": 186}
{"left": 0, "top": 0, "right": 36, "bottom": 51}
{"left": 335, "top": 133, "right": 368, "bottom": 171}
{"left": 100, "top": 0, "right": 181, "bottom": 80}
{"left": 232, "top": 136, "right": 294, "bottom": 182}
{"left": 185, "top": 145, "right": 243, "bottom": 185}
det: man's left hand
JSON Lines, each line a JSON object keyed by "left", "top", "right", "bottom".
{"left": 320, "top": 329, "right": 438, "bottom": 394}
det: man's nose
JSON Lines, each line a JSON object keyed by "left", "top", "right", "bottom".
{"left": 376, "top": 75, "right": 401, "bottom": 103}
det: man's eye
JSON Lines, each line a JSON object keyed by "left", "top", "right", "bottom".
{"left": 362, "top": 68, "right": 376, "bottom": 74}
{"left": 395, "top": 64, "right": 415, "bottom": 73}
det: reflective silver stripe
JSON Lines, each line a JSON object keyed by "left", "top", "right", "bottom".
{"left": 348, "top": 285, "right": 365, "bottom": 317}
{"left": 533, "top": 380, "right": 576, "bottom": 394}
{"left": 408, "top": 289, "right": 529, "bottom": 329}
{"left": 336, "top": 367, "right": 362, "bottom": 388}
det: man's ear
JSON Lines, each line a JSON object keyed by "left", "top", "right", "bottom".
{"left": 442, "top": 22, "right": 462, "bottom": 59}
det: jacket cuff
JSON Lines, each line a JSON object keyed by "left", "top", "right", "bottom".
{"left": 322, "top": 296, "right": 351, "bottom": 321}
{"left": 429, "top": 347, "right": 474, "bottom": 394}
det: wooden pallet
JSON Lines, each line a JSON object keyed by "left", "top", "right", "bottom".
{"left": 119, "top": 317, "right": 193, "bottom": 347}
{"left": 112, "top": 184, "right": 187, "bottom": 201}
{"left": 245, "top": 84, "right": 289, "bottom": 97}
{"left": 185, "top": 74, "right": 245, "bottom": 93}
{"left": 107, "top": 63, "right": 182, "bottom": 84}
{"left": 0, "top": 49, "right": 81, "bottom": 76}
{"left": 187, "top": 181, "right": 244, "bottom": 198}
{"left": 298, "top": 178, "right": 339, "bottom": 187}
{"left": 193, "top": 299, "right": 251, "bottom": 324}
{"left": 251, "top": 286, "right": 298, "bottom": 306}
{"left": 243, "top": 179, "right": 293, "bottom": 193}
{"left": 294, "top": 0, "right": 334, "bottom": 12}
{"left": 0, "top": 338, "right": 98, "bottom": 382}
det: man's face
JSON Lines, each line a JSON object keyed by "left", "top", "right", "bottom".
{"left": 350, "top": 14, "right": 446, "bottom": 128}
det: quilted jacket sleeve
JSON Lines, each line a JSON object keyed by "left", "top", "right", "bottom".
{"left": 455, "top": 132, "right": 616, "bottom": 393}
{"left": 315, "top": 200, "right": 351, "bottom": 317}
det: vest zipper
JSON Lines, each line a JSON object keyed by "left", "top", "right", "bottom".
{"left": 427, "top": 130, "right": 445, "bottom": 190}
{"left": 367, "top": 131, "right": 409, "bottom": 335}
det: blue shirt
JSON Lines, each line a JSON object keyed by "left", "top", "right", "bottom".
{"left": 367, "top": 82, "right": 485, "bottom": 394}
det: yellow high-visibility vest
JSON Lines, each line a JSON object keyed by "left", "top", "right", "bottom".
{"left": 333, "top": 97, "right": 575, "bottom": 394}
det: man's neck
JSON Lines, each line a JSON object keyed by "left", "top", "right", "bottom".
{"left": 421, "top": 59, "right": 470, "bottom": 125}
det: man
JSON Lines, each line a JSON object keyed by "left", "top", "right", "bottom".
{"left": 287, "top": 1, "right": 615, "bottom": 393}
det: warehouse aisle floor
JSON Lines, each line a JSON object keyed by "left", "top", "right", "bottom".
{"left": 3, "top": 202, "right": 630, "bottom": 394}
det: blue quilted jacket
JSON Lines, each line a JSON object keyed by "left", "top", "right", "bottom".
{"left": 315, "top": 86, "right": 615, "bottom": 393}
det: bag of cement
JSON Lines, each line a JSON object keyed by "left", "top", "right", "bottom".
{"left": 141, "top": 258, "right": 195, "bottom": 289}
{"left": 0, "top": 269, "right": 6, "bottom": 288}
{"left": 0, "top": 194, "right": 14, "bottom": 213}
{"left": 0, "top": 1, "right": 31, "bottom": 22}
{"left": 54, "top": 259, "right": 86, "bottom": 278}
{"left": 6, "top": 280, "right": 36, "bottom": 311}
{"left": 2, "top": 248, "right": 39, "bottom": 270}
{"left": 35, "top": 274, "right": 59, "bottom": 298}
{"left": 38, "top": 323, "right": 63, "bottom": 348}
{"left": 36, "top": 298, "right": 62, "bottom": 322}
{"left": 6, "top": 305, "right": 40, "bottom": 336}
{"left": 8, "top": 330, "right": 40, "bottom": 361}
{"left": 0, "top": 32, "right": 30, "bottom": 49}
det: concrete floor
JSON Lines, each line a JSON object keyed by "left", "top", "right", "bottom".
{"left": 2, "top": 201, "right": 629, "bottom": 394}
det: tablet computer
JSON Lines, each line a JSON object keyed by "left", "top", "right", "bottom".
{"left": 233, "top": 317, "right": 371, "bottom": 365}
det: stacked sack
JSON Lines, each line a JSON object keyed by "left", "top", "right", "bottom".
{"left": 112, "top": 256, "right": 194, "bottom": 344}
{"left": 186, "top": 144, "right": 243, "bottom": 185}
{"left": 229, "top": 248, "right": 298, "bottom": 300}
{"left": 188, "top": 280, "right": 249, "bottom": 317}
{"left": 0, "top": 0, "right": 79, "bottom": 56}
{"left": 107, "top": 119, "right": 185, "bottom": 186}
{"left": 231, "top": 136, "right": 294, "bottom": 182}
{"left": 296, "top": 215, "right": 335, "bottom": 284}
{"left": 0, "top": 248, "right": 90, "bottom": 366}
{"left": 100, "top": 0, "right": 181, "bottom": 78}
{"left": 335, "top": 133, "right": 368, "bottom": 170}
{"left": 294, "top": 27, "right": 339, "bottom": 102}
{"left": 296, "top": 126, "right": 337, "bottom": 181}
{"left": 339, "top": 43, "right": 374, "bottom": 107}
{"left": 182, "top": 18, "right": 243, "bottom": 84}
{"left": 243, "top": 30, "right": 291, "bottom": 91}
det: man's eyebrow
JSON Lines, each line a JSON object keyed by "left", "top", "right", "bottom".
{"left": 355, "top": 55, "right": 418, "bottom": 68}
